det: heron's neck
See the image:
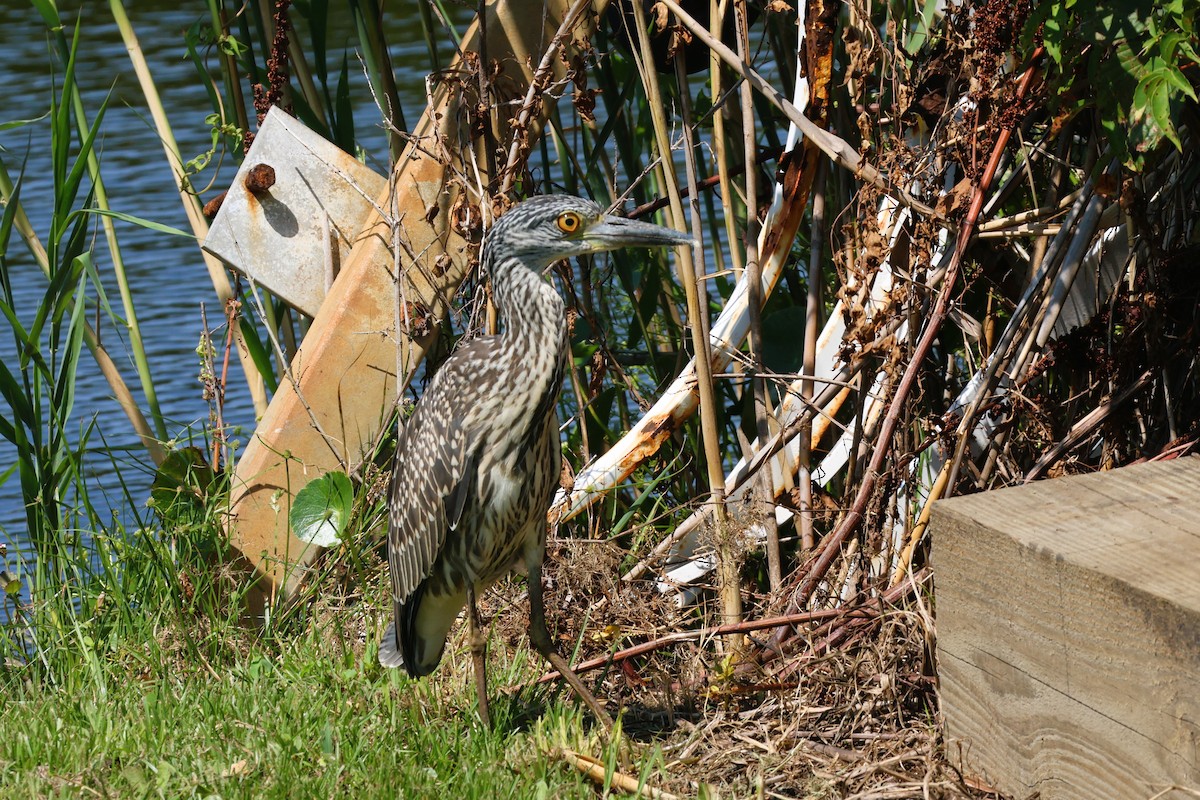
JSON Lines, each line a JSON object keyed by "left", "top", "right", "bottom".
{"left": 490, "top": 255, "right": 567, "bottom": 376}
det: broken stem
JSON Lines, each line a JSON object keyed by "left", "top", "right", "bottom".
{"left": 631, "top": 0, "right": 741, "bottom": 639}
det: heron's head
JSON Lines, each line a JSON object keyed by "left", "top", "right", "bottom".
{"left": 487, "top": 195, "right": 693, "bottom": 270}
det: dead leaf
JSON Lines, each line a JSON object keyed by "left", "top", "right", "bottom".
{"left": 935, "top": 177, "right": 973, "bottom": 219}
{"left": 651, "top": 1, "right": 669, "bottom": 32}
{"left": 668, "top": 25, "right": 693, "bottom": 61}
{"left": 1095, "top": 173, "right": 1118, "bottom": 199}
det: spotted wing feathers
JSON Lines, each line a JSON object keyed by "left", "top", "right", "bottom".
{"left": 381, "top": 359, "right": 481, "bottom": 670}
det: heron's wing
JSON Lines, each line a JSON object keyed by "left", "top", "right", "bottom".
{"left": 386, "top": 364, "right": 481, "bottom": 603}
{"left": 444, "top": 447, "right": 478, "bottom": 531}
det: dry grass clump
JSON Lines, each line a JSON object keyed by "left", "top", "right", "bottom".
{"left": 475, "top": 536, "right": 997, "bottom": 798}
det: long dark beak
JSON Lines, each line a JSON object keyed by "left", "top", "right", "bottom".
{"left": 586, "top": 214, "right": 695, "bottom": 251}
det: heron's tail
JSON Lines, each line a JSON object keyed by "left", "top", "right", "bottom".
{"left": 381, "top": 582, "right": 464, "bottom": 678}
{"left": 378, "top": 613, "right": 407, "bottom": 670}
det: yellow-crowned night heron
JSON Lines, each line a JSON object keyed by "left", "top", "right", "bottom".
{"left": 379, "top": 194, "right": 690, "bottom": 727}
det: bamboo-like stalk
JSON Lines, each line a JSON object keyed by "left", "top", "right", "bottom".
{"left": 679, "top": 47, "right": 757, "bottom": 633}
{"left": 798, "top": 161, "right": 826, "bottom": 552}
{"left": 734, "top": 0, "right": 782, "bottom": 591}
{"left": 709, "top": 0, "right": 743, "bottom": 275}
{"left": 37, "top": 7, "right": 168, "bottom": 444}
{"left": 110, "top": 0, "right": 268, "bottom": 418}
{"left": 209, "top": 0, "right": 251, "bottom": 140}
{"left": 628, "top": 0, "right": 741, "bottom": 634}
{"left": 554, "top": 749, "right": 681, "bottom": 800}
{"left": 1025, "top": 368, "right": 1155, "bottom": 481}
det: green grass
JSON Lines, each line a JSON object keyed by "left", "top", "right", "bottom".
{"left": 0, "top": 441, "right": 644, "bottom": 800}
{"left": 1, "top": 611, "right": 627, "bottom": 799}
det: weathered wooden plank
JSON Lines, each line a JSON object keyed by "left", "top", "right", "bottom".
{"left": 933, "top": 457, "right": 1200, "bottom": 799}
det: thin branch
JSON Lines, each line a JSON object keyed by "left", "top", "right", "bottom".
{"left": 799, "top": 160, "right": 827, "bottom": 553}
{"left": 658, "top": 0, "right": 940, "bottom": 220}
{"left": 532, "top": 607, "right": 857, "bottom": 685}
{"left": 497, "top": 0, "right": 595, "bottom": 195}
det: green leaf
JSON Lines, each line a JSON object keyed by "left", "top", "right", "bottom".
{"left": 238, "top": 316, "right": 279, "bottom": 393}
{"left": 50, "top": 254, "right": 89, "bottom": 426}
{"left": 904, "top": 0, "right": 941, "bottom": 55}
{"left": 55, "top": 71, "right": 110, "bottom": 228}
{"left": 218, "top": 33, "right": 248, "bottom": 59}
{"left": 72, "top": 208, "right": 196, "bottom": 239}
{"left": 0, "top": 112, "right": 50, "bottom": 133}
{"left": 0, "top": 462, "right": 16, "bottom": 489}
{"left": 1131, "top": 67, "right": 1187, "bottom": 153}
{"left": 309, "top": 0, "right": 330, "bottom": 85}
{"left": 1041, "top": 7, "right": 1067, "bottom": 65}
{"left": 1159, "top": 63, "right": 1198, "bottom": 101}
{"left": 333, "top": 53, "right": 355, "bottom": 153}
{"left": 1150, "top": 78, "right": 1181, "bottom": 150}
{"left": 29, "top": 0, "right": 59, "bottom": 27}
{"left": 291, "top": 471, "right": 354, "bottom": 547}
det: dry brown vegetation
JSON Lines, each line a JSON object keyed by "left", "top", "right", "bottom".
{"left": 388, "top": 0, "right": 1200, "bottom": 794}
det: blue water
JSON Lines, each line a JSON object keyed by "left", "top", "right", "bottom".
{"left": 0, "top": 2, "right": 465, "bottom": 571}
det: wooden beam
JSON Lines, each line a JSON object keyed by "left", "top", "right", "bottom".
{"left": 933, "top": 457, "right": 1200, "bottom": 799}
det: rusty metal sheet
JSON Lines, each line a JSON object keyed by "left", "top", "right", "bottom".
{"left": 203, "top": 107, "right": 388, "bottom": 317}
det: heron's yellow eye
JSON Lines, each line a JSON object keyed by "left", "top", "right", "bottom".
{"left": 556, "top": 212, "right": 582, "bottom": 234}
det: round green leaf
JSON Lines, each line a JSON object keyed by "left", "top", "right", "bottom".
{"left": 291, "top": 471, "right": 354, "bottom": 547}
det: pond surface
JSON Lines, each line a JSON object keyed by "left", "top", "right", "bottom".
{"left": 0, "top": 2, "right": 458, "bottom": 566}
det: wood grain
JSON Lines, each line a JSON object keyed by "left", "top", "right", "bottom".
{"left": 933, "top": 457, "right": 1200, "bottom": 799}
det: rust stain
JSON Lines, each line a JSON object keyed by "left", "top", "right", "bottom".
{"left": 806, "top": 0, "right": 837, "bottom": 126}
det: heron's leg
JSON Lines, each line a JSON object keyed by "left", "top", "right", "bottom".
{"left": 526, "top": 557, "right": 614, "bottom": 731}
{"left": 465, "top": 584, "right": 491, "bottom": 728}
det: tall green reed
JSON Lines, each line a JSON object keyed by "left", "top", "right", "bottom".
{"left": 0, "top": 24, "right": 101, "bottom": 581}
{"left": 32, "top": 0, "right": 169, "bottom": 448}
{"left": 0, "top": 22, "right": 242, "bottom": 684}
